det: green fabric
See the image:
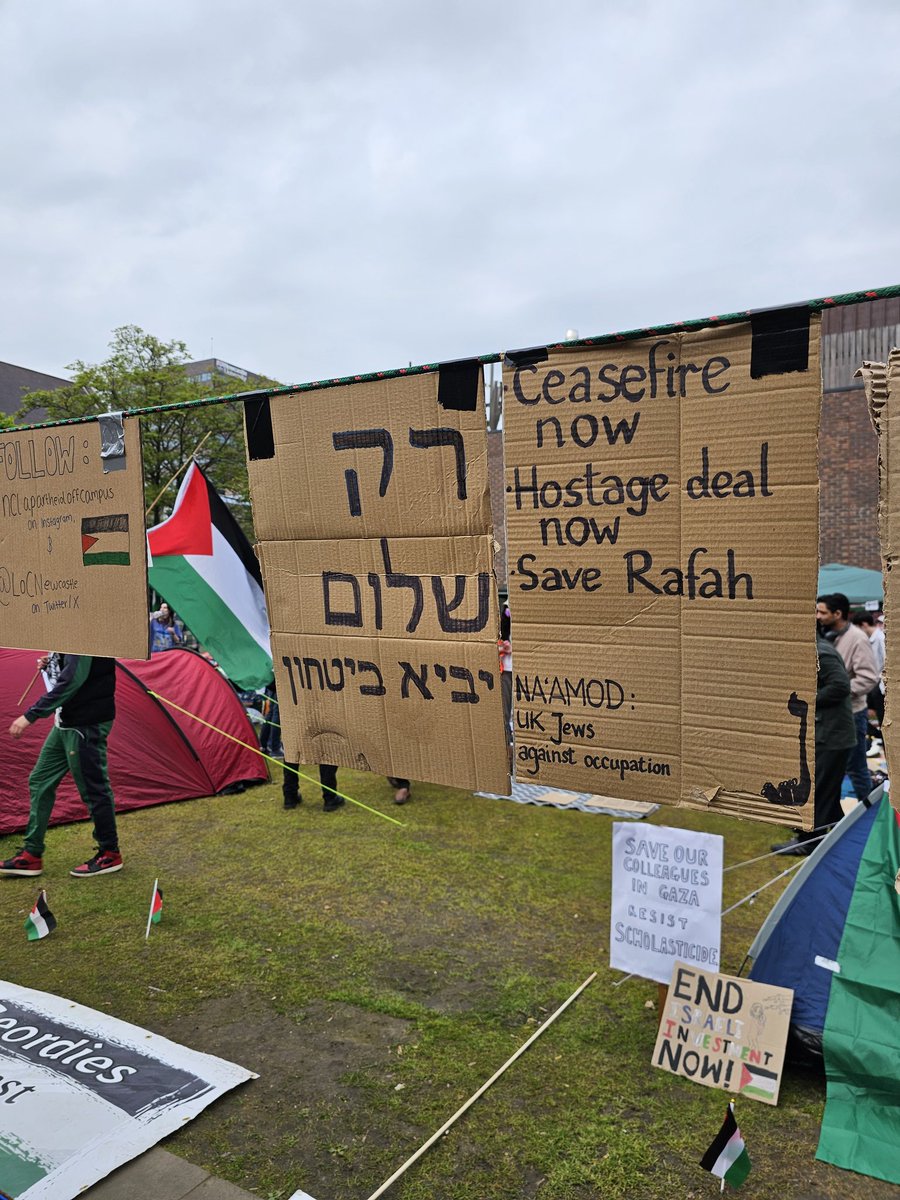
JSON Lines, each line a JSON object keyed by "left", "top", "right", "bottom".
{"left": 23, "top": 722, "right": 114, "bottom": 856}
{"left": 725, "top": 1147, "right": 751, "bottom": 1188}
{"left": 816, "top": 796, "right": 900, "bottom": 1184}
{"left": 148, "top": 555, "right": 273, "bottom": 689}
{"left": 0, "top": 1138, "right": 49, "bottom": 1195}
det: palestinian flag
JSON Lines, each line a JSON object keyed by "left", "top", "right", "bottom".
{"left": 738, "top": 1062, "right": 779, "bottom": 1102}
{"left": 147, "top": 462, "right": 273, "bottom": 688}
{"left": 24, "top": 890, "right": 56, "bottom": 941}
{"left": 700, "top": 1104, "right": 751, "bottom": 1188}
{"left": 150, "top": 882, "right": 163, "bottom": 924}
{"left": 82, "top": 514, "right": 130, "bottom": 566}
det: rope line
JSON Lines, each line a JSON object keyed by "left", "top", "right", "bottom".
{"left": 8, "top": 285, "right": 899, "bottom": 432}
{"left": 147, "top": 690, "right": 406, "bottom": 828}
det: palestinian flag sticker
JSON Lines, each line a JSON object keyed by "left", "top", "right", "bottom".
{"left": 82, "top": 514, "right": 131, "bottom": 566}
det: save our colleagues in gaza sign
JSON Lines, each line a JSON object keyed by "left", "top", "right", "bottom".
{"left": 502, "top": 312, "right": 821, "bottom": 827}
{"left": 609, "top": 823, "right": 723, "bottom": 984}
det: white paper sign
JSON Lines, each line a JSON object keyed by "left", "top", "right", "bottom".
{"left": 0, "top": 980, "right": 256, "bottom": 1200}
{"left": 609, "top": 824, "right": 723, "bottom": 984}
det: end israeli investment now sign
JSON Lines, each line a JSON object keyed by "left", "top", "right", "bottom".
{"left": 502, "top": 315, "right": 820, "bottom": 826}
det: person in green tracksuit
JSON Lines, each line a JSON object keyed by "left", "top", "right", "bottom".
{"left": 0, "top": 653, "right": 123, "bottom": 879}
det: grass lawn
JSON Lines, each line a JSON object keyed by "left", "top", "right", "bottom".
{"left": 0, "top": 772, "right": 893, "bottom": 1200}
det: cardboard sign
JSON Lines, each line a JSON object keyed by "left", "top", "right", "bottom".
{"left": 653, "top": 962, "right": 793, "bottom": 1105}
{"left": 0, "top": 419, "right": 148, "bottom": 659}
{"left": 859, "top": 351, "right": 898, "bottom": 784}
{"left": 503, "top": 315, "right": 821, "bottom": 826}
{"left": 245, "top": 366, "right": 509, "bottom": 793}
{"left": 609, "top": 824, "right": 722, "bottom": 984}
{"left": 0, "top": 979, "right": 254, "bottom": 1200}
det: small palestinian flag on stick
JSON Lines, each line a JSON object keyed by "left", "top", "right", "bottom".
{"left": 82, "top": 514, "right": 131, "bottom": 566}
{"left": 700, "top": 1103, "right": 751, "bottom": 1190}
{"left": 25, "top": 890, "right": 56, "bottom": 941}
{"left": 145, "top": 878, "right": 163, "bottom": 939}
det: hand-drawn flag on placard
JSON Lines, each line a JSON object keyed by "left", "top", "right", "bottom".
{"left": 737, "top": 1062, "right": 778, "bottom": 1102}
{"left": 147, "top": 461, "right": 272, "bottom": 689}
{"left": 82, "top": 514, "right": 131, "bottom": 566}
{"left": 700, "top": 1104, "right": 751, "bottom": 1188}
{"left": 25, "top": 890, "right": 56, "bottom": 940}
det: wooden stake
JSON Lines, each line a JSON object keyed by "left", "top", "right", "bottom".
{"left": 364, "top": 972, "right": 597, "bottom": 1200}
{"left": 657, "top": 981, "right": 669, "bottom": 1029}
{"left": 144, "top": 877, "right": 159, "bottom": 941}
{"left": 145, "top": 433, "right": 211, "bottom": 518}
{"left": 16, "top": 667, "right": 42, "bottom": 708}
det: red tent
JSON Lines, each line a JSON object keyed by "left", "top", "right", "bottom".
{"left": 0, "top": 648, "right": 267, "bottom": 836}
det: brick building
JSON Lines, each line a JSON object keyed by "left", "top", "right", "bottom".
{"left": 819, "top": 298, "right": 900, "bottom": 570}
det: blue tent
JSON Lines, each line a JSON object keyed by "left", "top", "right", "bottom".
{"left": 749, "top": 791, "right": 900, "bottom": 1185}
{"left": 747, "top": 798, "right": 879, "bottom": 1060}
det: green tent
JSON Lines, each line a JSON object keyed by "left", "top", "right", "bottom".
{"left": 817, "top": 563, "right": 883, "bottom": 605}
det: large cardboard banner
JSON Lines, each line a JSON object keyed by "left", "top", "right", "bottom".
{"left": 503, "top": 314, "right": 821, "bottom": 826}
{"left": 653, "top": 962, "right": 793, "bottom": 1105}
{"left": 0, "top": 418, "right": 148, "bottom": 659}
{"left": 609, "top": 824, "right": 723, "bottom": 984}
{"left": 0, "top": 979, "right": 254, "bottom": 1199}
{"left": 245, "top": 364, "right": 509, "bottom": 793}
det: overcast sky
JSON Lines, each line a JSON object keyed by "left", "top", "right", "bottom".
{"left": 2, "top": 0, "right": 899, "bottom": 386}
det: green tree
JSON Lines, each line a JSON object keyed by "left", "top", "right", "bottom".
{"left": 18, "top": 325, "right": 280, "bottom": 534}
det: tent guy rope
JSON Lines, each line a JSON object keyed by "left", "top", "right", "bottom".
{"left": 148, "top": 691, "right": 406, "bottom": 828}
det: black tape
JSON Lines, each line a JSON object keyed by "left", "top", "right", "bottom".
{"left": 244, "top": 396, "right": 275, "bottom": 460}
{"left": 437, "top": 359, "right": 480, "bottom": 411}
{"left": 750, "top": 307, "right": 810, "bottom": 378}
{"left": 503, "top": 346, "right": 549, "bottom": 369}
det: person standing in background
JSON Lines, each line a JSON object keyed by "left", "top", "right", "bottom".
{"left": 149, "top": 602, "right": 183, "bottom": 653}
{"left": 816, "top": 593, "right": 878, "bottom": 801}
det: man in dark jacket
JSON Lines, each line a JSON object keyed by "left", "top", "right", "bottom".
{"left": 0, "top": 653, "right": 123, "bottom": 878}
{"left": 775, "top": 632, "right": 858, "bottom": 855}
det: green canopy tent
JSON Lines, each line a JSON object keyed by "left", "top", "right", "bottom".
{"left": 817, "top": 563, "right": 883, "bottom": 606}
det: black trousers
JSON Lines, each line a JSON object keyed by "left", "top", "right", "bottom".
{"left": 814, "top": 742, "right": 852, "bottom": 830}
{"left": 282, "top": 763, "right": 338, "bottom": 805}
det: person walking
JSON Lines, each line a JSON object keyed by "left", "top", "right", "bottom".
{"left": 0, "top": 653, "right": 123, "bottom": 878}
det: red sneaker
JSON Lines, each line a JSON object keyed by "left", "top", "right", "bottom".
{"left": 0, "top": 849, "right": 43, "bottom": 877}
{"left": 70, "top": 849, "right": 123, "bottom": 878}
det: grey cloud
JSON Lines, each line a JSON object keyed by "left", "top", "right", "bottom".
{"left": 1, "top": 0, "right": 898, "bottom": 383}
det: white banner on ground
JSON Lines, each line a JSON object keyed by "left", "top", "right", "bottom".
{"left": 609, "top": 824, "right": 723, "bottom": 984}
{"left": 0, "top": 980, "right": 256, "bottom": 1200}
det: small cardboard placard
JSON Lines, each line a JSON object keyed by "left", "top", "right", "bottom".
{"left": 502, "top": 317, "right": 821, "bottom": 827}
{"left": 0, "top": 419, "right": 148, "bottom": 659}
{"left": 609, "top": 824, "right": 723, "bottom": 984}
{"left": 653, "top": 962, "right": 793, "bottom": 1105}
{"left": 246, "top": 368, "right": 509, "bottom": 793}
